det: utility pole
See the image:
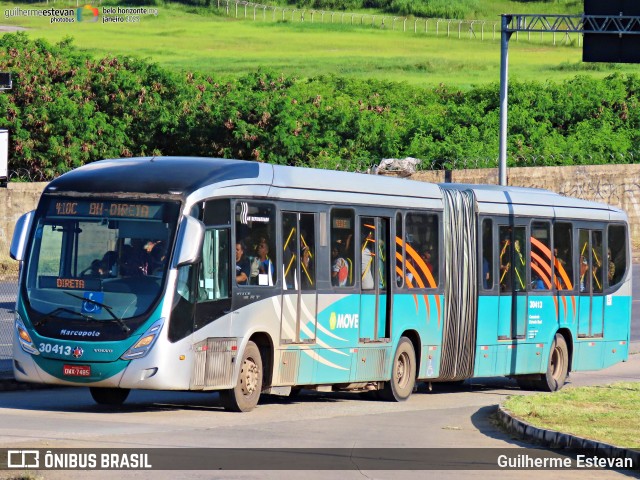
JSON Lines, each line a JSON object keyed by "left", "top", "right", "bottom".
{"left": 498, "top": 11, "right": 640, "bottom": 186}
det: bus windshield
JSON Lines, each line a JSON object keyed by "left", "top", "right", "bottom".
{"left": 25, "top": 198, "right": 179, "bottom": 329}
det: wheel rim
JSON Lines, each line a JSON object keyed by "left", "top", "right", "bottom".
{"left": 395, "top": 351, "right": 410, "bottom": 389}
{"left": 240, "top": 356, "right": 260, "bottom": 396}
{"left": 550, "top": 345, "right": 564, "bottom": 380}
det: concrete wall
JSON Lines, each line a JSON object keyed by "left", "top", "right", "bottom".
{"left": 0, "top": 182, "right": 47, "bottom": 276}
{"left": 0, "top": 164, "right": 638, "bottom": 265}
{"left": 412, "top": 164, "right": 640, "bottom": 256}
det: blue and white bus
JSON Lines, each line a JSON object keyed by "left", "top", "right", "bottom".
{"left": 10, "top": 157, "right": 632, "bottom": 411}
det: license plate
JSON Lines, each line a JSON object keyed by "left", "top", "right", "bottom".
{"left": 63, "top": 365, "right": 91, "bottom": 377}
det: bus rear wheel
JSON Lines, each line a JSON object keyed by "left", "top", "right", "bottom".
{"left": 90, "top": 387, "right": 130, "bottom": 405}
{"left": 532, "top": 333, "right": 569, "bottom": 392}
{"left": 220, "top": 341, "right": 262, "bottom": 412}
{"left": 380, "top": 337, "right": 416, "bottom": 402}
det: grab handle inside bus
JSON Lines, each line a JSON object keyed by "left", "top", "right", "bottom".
{"left": 172, "top": 215, "right": 205, "bottom": 268}
{"left": 10, "top": 210, "right": 35, "bottom": 262}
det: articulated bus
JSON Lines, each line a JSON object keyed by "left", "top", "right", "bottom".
{"left": 10, "top": 157, "right": 631, "bottom": 411}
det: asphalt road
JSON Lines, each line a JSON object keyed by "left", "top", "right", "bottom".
{"left": 0, "top": 355, "right": 638, "bottom": 480}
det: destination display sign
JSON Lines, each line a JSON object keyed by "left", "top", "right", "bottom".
{"left": 48, "top": 200, "right": 164, "bottom": 220}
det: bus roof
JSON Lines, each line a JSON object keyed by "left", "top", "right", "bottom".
{"left": 44, "top": 156, "right": 442, "bottom": 201}
{"left": 43, "top": 157, "right": 624, "bottom": 219}
{"left": 440, "top": 182, "right": 624, "bottom": 217}
{"left": 45, "top": 157, "right": 262, "bottom": 196}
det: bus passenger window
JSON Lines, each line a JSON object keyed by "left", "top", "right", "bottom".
{"left": 608, "top": 225, "right": 627, "bottom": 287}
{"left": 395, "top": 213, "right": 404, "bottom": 288}
{"left": 199, "top": 229, "right": 230, "bottom": 301}
{"left": 360, "top": 218, "right": 375, "bottom": 290}
{"left": 299, "top": 214, "right": 315, "bottom": 290}
{"left": 235, "top": 202, "right": 276, "bottom": 286}
{"left": 481, "top": 219, "right": 493, "bottom": 290}
{"left": 530, "top": 222, "right": 551, "bottom": 291}
{"left": 498, "top": 226, "right": 526, "bottom": 292}
{"left": 553, "top": 223, "right": 573, "bottom": 291}
{"left": 592, "top": 231, "right": 604, "bottom": 294}
{"left": 330, "top": 209, "right": 354, "bottom": 288}
{"left": 405, "top": 212, "right": 438, "bottom": 289}
{"left": 513, "top": 228, "right": 526, "bottom": 292}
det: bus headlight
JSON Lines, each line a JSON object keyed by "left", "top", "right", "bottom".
{"left": 121, "top": 318, "right": 164, "bottom": 360}
{"left": 15, "top": 315, "right": 39, "bottom": 356}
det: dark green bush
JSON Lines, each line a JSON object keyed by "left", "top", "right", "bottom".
{"left": 1, "top": 33, "right": 640, "bottom": 179}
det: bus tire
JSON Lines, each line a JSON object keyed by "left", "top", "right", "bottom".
{"left": 533, "top": 333, "right": 569, "bottom": 392}
{"left": 220, "top": 341, "right": 262, "bottom": 412}
{"left": 90, "top": 387, "right": 130, "bottom": 405}
{"left": 380, "top": 337, "right": 416, "bottom": 402}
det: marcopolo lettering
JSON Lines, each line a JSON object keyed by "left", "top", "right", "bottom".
{"left": 60, "top": 329, "right": 100, "bottom": 337}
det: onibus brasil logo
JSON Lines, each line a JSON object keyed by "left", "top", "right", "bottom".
{"left": 76, "top": 4, "right": 99, "bottom": 22}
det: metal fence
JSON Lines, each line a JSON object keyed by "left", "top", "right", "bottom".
{"left": 215, "top": 0, "right": 583, "bottom": 46}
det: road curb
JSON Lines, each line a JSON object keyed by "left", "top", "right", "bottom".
{"left": 496, "top": 404, "right": 640, "bottom": 465}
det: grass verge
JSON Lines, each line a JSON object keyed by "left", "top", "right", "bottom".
{"left": 3, "top": 3, "right": 640, "bottom": 88}
{"left": 503, "top": 382, "right": 640, "bottom": 449}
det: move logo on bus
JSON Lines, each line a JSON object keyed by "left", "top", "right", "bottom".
{"left": 329, "top": 312, "right": 359, "bottom": 330}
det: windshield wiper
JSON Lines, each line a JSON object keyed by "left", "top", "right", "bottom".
{"left": 63, "top": 292, "right": 131, "bottom": 334}
{"left": 35, "top": 306, "right": 97, "bottom": 327}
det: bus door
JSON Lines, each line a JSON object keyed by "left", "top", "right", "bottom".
{"left": 577, "top": 229, "right": 605, "bottom": 338}
{"left": 280, "top": 212, "right": 317, "bottom": 344}
{"left": 497, "top": 224, "right": 527, "bottom": 340}
{"left": 359, "top": 217, "right": 391, "bottom": 342}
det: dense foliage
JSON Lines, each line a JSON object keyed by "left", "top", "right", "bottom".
{"left": 2, "top": 33, "right": 639, "bottom": 180}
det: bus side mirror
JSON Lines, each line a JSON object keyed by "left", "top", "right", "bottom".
{"left": 10, "top": 210, "right": 35, "bottom": 262}
{"left": 172, "top": 215, "right": 205, "bottom": 268}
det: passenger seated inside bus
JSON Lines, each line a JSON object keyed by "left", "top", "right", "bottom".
{"left": 250, "top": 237, "right": 274, "bottom": 286}
{"left": 482, "top": 256, "right": 491, "bottom": 289}
{"left": 607, "top": 248, "right": 615, "bottom": 283}
{"left": 331, "top": 242, "right": 349, "bottom": 287}
{"left": 301, "top": 245, "right": 314, "bottom": 289}
{"left": 361, "top": 232, "right": 374, "bottom": 290}
{"left": 579, "top": 255, "right": 589, "bottom": 292}
{"left": 531, "top": 274, "right": 545, "bottom": 290}
{"left": 120, "top": 243, "right": 151, "bottom": 277}
{"left": 420, "top": 247, "right": 434, "bottom": 274}
{"left": 145, "top": 240, "right": 168, "bottom": 275}
{"left": 235, "top": 241, "right": 250, "bottom": 285}
{"left": 82, "top": 250, "right": 117, "bottom": 278}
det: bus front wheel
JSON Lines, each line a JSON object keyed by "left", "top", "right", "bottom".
{"left": 380, "top": 337, "right": 416, "bottom": 402}
{"left": 534, "top": 333, "right": 569, "bottom": 392}
{"left": 220, "top": 341, "right": 262, "bottom": 412}
{"left": 90, "top": 387, "right": 130, "bottom": 405}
